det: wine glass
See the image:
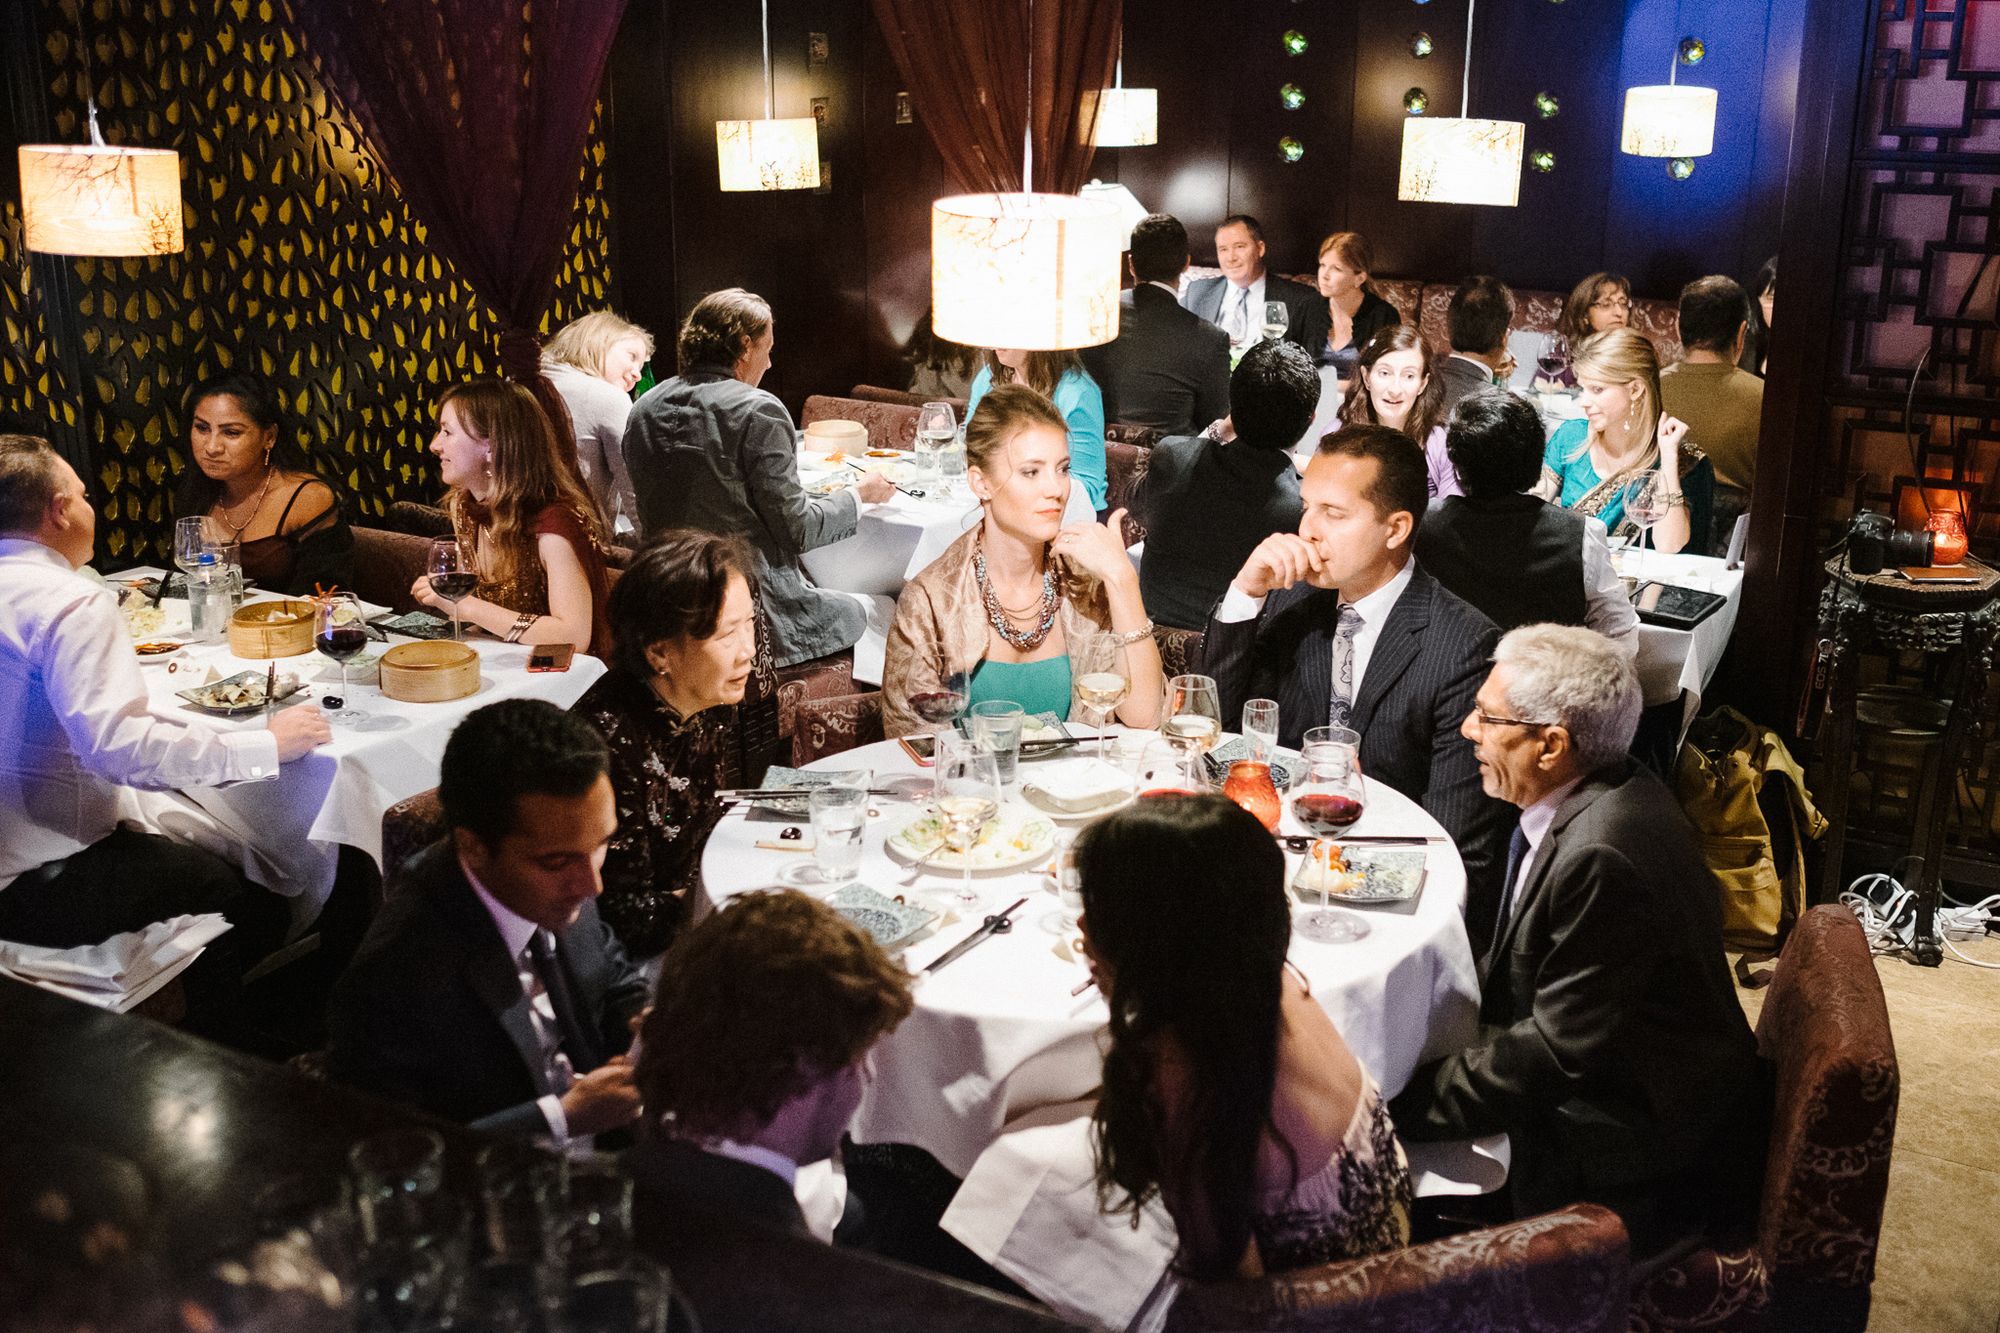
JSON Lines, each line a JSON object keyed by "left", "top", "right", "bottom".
{"left": 933, "top": 736, "right": 1002, "bottom": 909}
{"left": 1618, "top": 470, "right": 1667, "bottom": 582}
{"left": 173, "top": 515, "right": 225, "bottom": 595}
{"left": 1289, "top": 731, "right": 1371, "bottom": 944}
{"left": 915, "top": 401, "right": 957, "bottom": 484}
{"left": 427, "top": 539, "right": 477, "bottom": 641}
{"left": 1262, "top": 301, "right": 1290, "bottom": 343}
{"left": 1535, "top": 332, "right": 1571, "bottom": 388}
{"left": 1071, "top": 632, "right": 1132, "bottom": 758}
{"left": 1161, "top": 674, "right": 1223, "bottom": 789}
{"left": 909, "top": 667, "right": 970, "bottom": 750}
{"left": 1242, "top": 698, "right": 1280, "bottom": 764}
{"left": 316, "top": 591, "right": 369, "bottom": 725}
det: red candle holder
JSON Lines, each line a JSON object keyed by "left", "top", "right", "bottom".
{"left": 1926, "top": 510, "right": 1969, "bottom": 566}
{"left": 1223, "top": 760, "right": 1282, "bottom": 832}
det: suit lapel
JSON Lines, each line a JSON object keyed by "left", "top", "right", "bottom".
{"left": 1482, "top": 775, "right": 1610, "bottom": 971}
{"left": 1351, "top": 569, "right": 1431, "bottom": 733}
{"left": 434, "top": 861, "right": 557, "bottom": 1097}
{"left": 1195, "top": 279, "right": 1223, "bottom": 323}
{"left": 541, "top": 931, "right": 603, "bottom": 1072}
{"left": 1273, "top": 586, "right": 1335, "bottom": 744}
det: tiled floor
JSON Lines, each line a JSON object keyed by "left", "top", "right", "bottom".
{"left": 1737, "top": 928, "right": 2000, "bottom": 1332}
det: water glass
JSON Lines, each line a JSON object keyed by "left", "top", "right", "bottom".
{"left": 938, "top": 427, "right": 968, "bottom": 492}
{"left": 560, "top": 1256, "right": 676, "bottom": 1333}
{"left": 915, "top": 401, "right": 956, "bottom": 484}
{"left": 349, "top": 1128, "right": 446, "bottom": 1247}
{"left": 476, "top": 1140, "right": 569, "bottom": 1266}
{"left": 189, "top": 557, "right": 239, "bottom": 642}
{"left": 969, "top": 699, "right": 1026, "bottom": 784}
{"left": 809, "top": 784, "right": 869, "bottom": 885}
{"left": 564, "top": 1157, "right": 636, "bottom": 1276}
{"left": 1242, "top": 698, "right": 1280, "bottom": 762}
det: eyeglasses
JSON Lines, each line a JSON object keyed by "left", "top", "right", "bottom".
{"left": 1470, "top": 708, "right": 1550, "bottom": 731}
{"left": 1590, "top": 296, "right": 1632, "bottom": 311}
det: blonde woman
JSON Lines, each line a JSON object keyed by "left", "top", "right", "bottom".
{"left": 883, "top": 384, "right": 1162, "bottom": 736}
{"left": 1539, "top": 329, "right": 1712, "bottom": 555}
{"left": 542, "top": 310, "right": 654, "bottom": 533}
{"left": 413, "top": 378, "right": 612, "bottom": 653}
{"left": 1312, "top": 232, "right": 1400, "bottom": 384}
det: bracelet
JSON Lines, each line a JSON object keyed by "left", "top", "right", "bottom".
{"left": 1113, "top": 620, "right": 1155, "bottom": 647}
{"left": 1659, "top": 492, "right": 1689, "bottom": 510}
{"left": 504, "top": 612, "right": 538, "bottom": 643}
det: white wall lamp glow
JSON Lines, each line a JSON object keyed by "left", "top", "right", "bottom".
{"left": 1396, "top": 0, "right": 1523, "bottom": 207}
{"left": 19, "top": 8, "right": 183, "bottom": 256}
{"left": 932, "top": 1, "right": 1122, "bottom": 349}
{"left": 1089, "top": 20, "right": 1157, "bottom": 147}
{"left": 716, "top": 0, "right": 820, "bottom": 191}
{"left": 1078, "top": 179, "right": 1149, "bottom": 248}
{"left": 1620, "top": 40, "right": 1717, "bottom": 161}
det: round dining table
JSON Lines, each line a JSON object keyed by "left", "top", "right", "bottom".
{"left": 700, "top": 729, "right": 1483, "bottom": 1181}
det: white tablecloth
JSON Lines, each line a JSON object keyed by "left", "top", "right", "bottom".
{"left": 120, "top": 573, "right": 605, "bottom": 927}
{"left": 1627, "top": 552, "right": 1744, "bottom": 713}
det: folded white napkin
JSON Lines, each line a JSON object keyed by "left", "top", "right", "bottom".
{"left": 0, "top": 913, "right": 231, "bottom": 1010}
{"left": 1022, "top": 758, "right": 1130, "bottom": 813}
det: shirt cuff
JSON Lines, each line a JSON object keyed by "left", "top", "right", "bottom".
{"left": 1216, "top": 586, "right": 1266, "bottom": 623}
{"left": 220, "top": 728, "right": 281, "bottom": 783}
{"left": 538, "top": 1093, "right": 570, "bottom": 1143}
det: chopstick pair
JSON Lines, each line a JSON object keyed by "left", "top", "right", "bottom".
{"left": 719, "top": 787, "right": 903, "bottom": 800}
{"left": 842, "top": 460, "right": 926, "bottom": 499}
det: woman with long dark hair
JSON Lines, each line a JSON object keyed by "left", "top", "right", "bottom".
{"left": 1078, "top": 794, "right": 1411, "bottom": 1279}
{"left": 172, "top": 372, "right": 353, "bottom": 595}
{"left": 965, "top": 347, "right": 1108, "bottom": 513}
{"left": 1337, "top": 325, "right": 1457, "bottom": 498}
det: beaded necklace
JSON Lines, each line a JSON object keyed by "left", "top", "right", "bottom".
{"left": 974, "top": 539, "right": 1060, "bottom": 651}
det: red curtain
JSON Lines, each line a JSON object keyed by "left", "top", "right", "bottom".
{"left": 285, "top": 0, "right": 629, "bottom": 474}
{"left": 871, "top": 0, "right": 1121, "bottom": 194}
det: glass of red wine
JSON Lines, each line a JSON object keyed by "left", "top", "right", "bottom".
{"left": 428, "top": 539, "right": 477, "bottom": 641}
{"left": 316, "top": 591, "right": 369, "bottom": 725}
{"left": 909, "top": 669, "right": 971, "bottom": 757}
{"left": 1288, "top": 730, "right": 1370, "bottom": 944}
{"left": 1536, "top": 332, "right": 1571, "bottom": 388}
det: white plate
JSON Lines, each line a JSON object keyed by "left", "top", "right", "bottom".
{"left": 1020, "top": 786, "right": 1135, "bottom": 822}
{"left": 886, "top": 805, "right": 1057, "bottom": 872}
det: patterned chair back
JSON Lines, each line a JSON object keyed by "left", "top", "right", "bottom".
{"left": 800, "top": 394, "right": 921, "bottom": 452}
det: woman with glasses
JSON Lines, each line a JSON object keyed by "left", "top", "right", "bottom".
{"left": 1558, "top": 272, "right": 1634, "bottom": 349}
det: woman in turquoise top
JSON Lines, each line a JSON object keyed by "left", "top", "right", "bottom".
{"left": 1539, "top": 328, "right": 1713, "bottom": 555}
{"left": 966, "top": 349, "right": 1108, "bottom": 512}
{"left": 881, "top": 383, "right": 1163, "bottom": 737}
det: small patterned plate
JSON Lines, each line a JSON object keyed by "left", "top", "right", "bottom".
{"left": 749, "top": 767, "right": 868, "bottom": 818}
{"left": 826, "top": 884, "right": 939, "bottom": 951}
{"left": 1207, "top": 737, "right": 1299, "bottom": 790}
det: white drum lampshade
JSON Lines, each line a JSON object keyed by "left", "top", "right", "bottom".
{"left": 715, "top": 117, "right": 821, "bottom": 191}
{"left": 1077, "top": 179, "right": 1150, "bottom": 248}
{"left": 1619, "top": 85, "right": 1717, "bottom": 157}
{"left": 18, "top": 143, "right": 184, "bottom": 256}
{"left": 1089, "top": 88, "right": 1158, "bottom": 147}
{"left": 932, "top": 192, "right": 1123, "bottom": 350}
{"left": 1397, "top": 117, "right": 1524, "bottom": 207}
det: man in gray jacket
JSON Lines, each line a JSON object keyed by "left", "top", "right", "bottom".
{"left": 623, "top": 288, "right": 892, "bottom": 667}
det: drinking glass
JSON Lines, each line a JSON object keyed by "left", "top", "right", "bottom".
{"left": 1134, "top": 738, "right": 1197, "bottom": 797}
{"left": 1161, "top": 674, "right": 1223, "bottom": 788}
{"left": 915, "top": 401, "right": 957, "bottom": 484}
{"left": 560, "top": 1255, "right": 676, "bottom": 1333}
{"left": 1289, "top": 731, "right": 1371, "bottom": 944}
{"left": 427, "top": 538, "right": 476, "bottom": 642}
{"left": 938, "top": 426, "right": 969, "bottom": 494}
{"left": 969, "top": 699, "right": 1026, "bottom": 784}
{"left": 173, "top": 514, "right": 229, "bottom": 598}
{"left": 1618, "top": 469, "right": 1666, "bottom": 582}
{"left": 1072, "top": 631, "right": 1132, "bottom": 758}
{"left": 1242, "top": 698, "right": 1280, "bottom": 762}
{"left": 809, "top": 784, "right": 869, "bottom": 885}
{"left": 1262, "top": 301, "right": 1290, "bottom": 343}
{"left": 933, "top": 735, "right": 1002, "bottom": 908}
{"left": 1535, "top": 332, "right": 1571, "bottom": 387}
{"left": 909, "top": 667, "right": 970, "bottom": 748}
{"left": 475, "top": 1140, "right": 569, "bottom": 1267}
{"left": 349, "top": 1128, "right": 446, "bottom": 1247}
{"left": 565, "top": 1157, "right": 636, "bottom": 1277}
{"left": 316, "top": 590, "right": 369, "bottom": 725}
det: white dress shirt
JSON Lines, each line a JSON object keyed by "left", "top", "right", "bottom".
{"left": 465, "top": 859, "right": 572, "bottom": 1143}
{"left": 1579, "top": 516, "right": 1640, "bottom": 652}
{"left": 1506, "top": 776, "right": 1585, "bottom": 912}
{"left": 1218, "top": 273, "right": 1268, "bottom": 344}
{"left": 0, "top": 538, "right": 279, "bottom": 890}
{"left": 702, "top": 1137, "right": 801, "bottom": 1190}
{"left": 1216, "top": 559, "right": 1417, "bottom": 706}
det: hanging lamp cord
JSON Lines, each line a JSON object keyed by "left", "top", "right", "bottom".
{"left": 760, "top": 0, "right": 774, "bottom": 119}
{"left": 68, "top": 1, "right": 106, "bottom": 146}
{"left": 1459, "top": 0, "right": 1476, "bottom": 119}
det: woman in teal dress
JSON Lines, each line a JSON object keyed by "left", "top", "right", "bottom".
{"left": 966, "top": 348, "right": 1108, "bottom": 513}
{"left": 881, "top": 383, "right": 1163, "bottom": 737}
{"left": 1539, "top": 328, "right": 1713, "bottom": 555}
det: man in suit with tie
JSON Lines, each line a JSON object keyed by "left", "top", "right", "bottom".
{"left": 1180, "top": 214, "right": 1326, "bottom": 355}
{"left": 625, "top": 890, "right": 914, "bottom": 1239}
{"left": 1081, "top": 213, "right": 1232, "bottom": 435}
{"left": 1205, "top": 424, "right": 1514, "bottom": 940}
{"left": 1389, "top": 626, "right": 1764, "bottom": 1259}
{"left": 327, "top": 699, "right": 650, "bottom": 1142}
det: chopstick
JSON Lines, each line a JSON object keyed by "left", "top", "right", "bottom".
{"left": 264, "top": 661, "right": 277, "bottom": 721}
{"left": 149, "top": 570, "right": 171, "bottom": 607}
{"left": 843, "top": 460, "right": 926, "bottom": 499}
{"left": 720, "top": 787, "right": 904, "bottom": 800}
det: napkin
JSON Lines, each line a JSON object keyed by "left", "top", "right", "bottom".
{"left": 1022, "top": 758, "right": 1129, "bottom": 813}
{"left": 0, "top": 913, "right": 232, "bottom": 1012}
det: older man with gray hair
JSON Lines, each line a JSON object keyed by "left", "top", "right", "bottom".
{"left": 1389, "top": 625, "right": 1764, "bottom": 1261}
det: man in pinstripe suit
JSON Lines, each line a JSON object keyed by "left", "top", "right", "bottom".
{"left": 1205, "top": 425, "right": 1516, "bottom": 948}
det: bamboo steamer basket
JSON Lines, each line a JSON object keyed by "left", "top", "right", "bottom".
{"left": 379, "top": 640, "right": 481, "bottom": 703}
{"left": 228, "top": 600, "right": 316, "bottom": 659}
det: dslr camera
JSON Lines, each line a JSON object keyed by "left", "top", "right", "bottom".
{"left": 1847, "top": 510, "right": 1933, "bottom": 575}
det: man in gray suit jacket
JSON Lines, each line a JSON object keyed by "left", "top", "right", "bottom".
{"left": 328, "top": 701, "right": 651, "bottom": 1142}
{"left": 1390, "top": 627, "right": 1764, "bottom": 1259}
{"left": 1180, "top": 214, "right": 1326, "bottom": 354}
{"left": 1204, "top": 424, "right": 1515, "bottom": 940}
{"left": 1436, "top": 275, "right": 1516, "bottom": 418}
{"left": 1082, "top": 214, "right": 1231, "bottom": 435}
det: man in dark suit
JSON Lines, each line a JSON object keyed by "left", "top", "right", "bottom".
{"left": 1436, "top": 275, "right": 1516, "bottom": 418}
{"left": 327, "top": 699, "right": 650, "bottom": 1142}
{"left": 1389, "top": 626, "right": 1764, "bottom": 1259}
{"left": 626, "top": 890, "right": 914, "bottom": 1239}
{"left": 1082, "top": 214, "right": 1231, "bottom": 435}
{"left": 1130, "top": 339, "right": 1313, "bottom": 628}
{"left": 1180, "top": 214, "right": 1325, "bottom": 354}
{"left": 1204, "top": 424, "right": 1514, "bottom": 935}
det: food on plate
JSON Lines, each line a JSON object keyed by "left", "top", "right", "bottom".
{"left": 865, "top": 448, "right": 900, "bottom": 458}
{"left": 135, "top": 641, "right": 182, "bottom": 656}
{"left": 891, "top": 811, "right": 1055, "bottom": 869}
{"left": 1290, "top": 841, "right": 1367, "bottom": 896}
{"left": 180, "top": 671, "right": 301, "bottom": 711}
{"left": 825, "top": 450, "right": 847, "bottom": 465}
{"left": 121, "top": 600, "right": 167, "bottom": 639}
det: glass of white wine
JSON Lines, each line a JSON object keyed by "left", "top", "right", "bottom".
{"left": 934, "top": 734, "right": 1002, "bottom": 909}
{"left": 1161, "top": 674, "right": 1223, "bottom": 789}
{"left": 1072, "top": 631, "right": 1132, "bottom": 759}
{"left": 1262, "top": 301, "right": 1290, "bottom": 343}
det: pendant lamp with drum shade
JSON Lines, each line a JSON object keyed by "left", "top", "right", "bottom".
{"left": 715, "top": 0, "right": 820, "bottom": 191}
{"left": 1089, "top": 19, "right": 1156, "bottom": 147}
{"left": 1396, "top": 0, "right": 1523, "bottom": 207}
{"left": 930, "top": 0, "right": 1122, "bottom": 351}
{"left": 18, "top": 7, "right": 183, "bottom": 256}
{"left": 1620, "top": 40, "right": 1717, "bottom": 160}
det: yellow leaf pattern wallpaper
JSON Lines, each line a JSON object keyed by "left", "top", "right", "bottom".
{"left": 0, "top": 0, "right": 614, "bottom": 563}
